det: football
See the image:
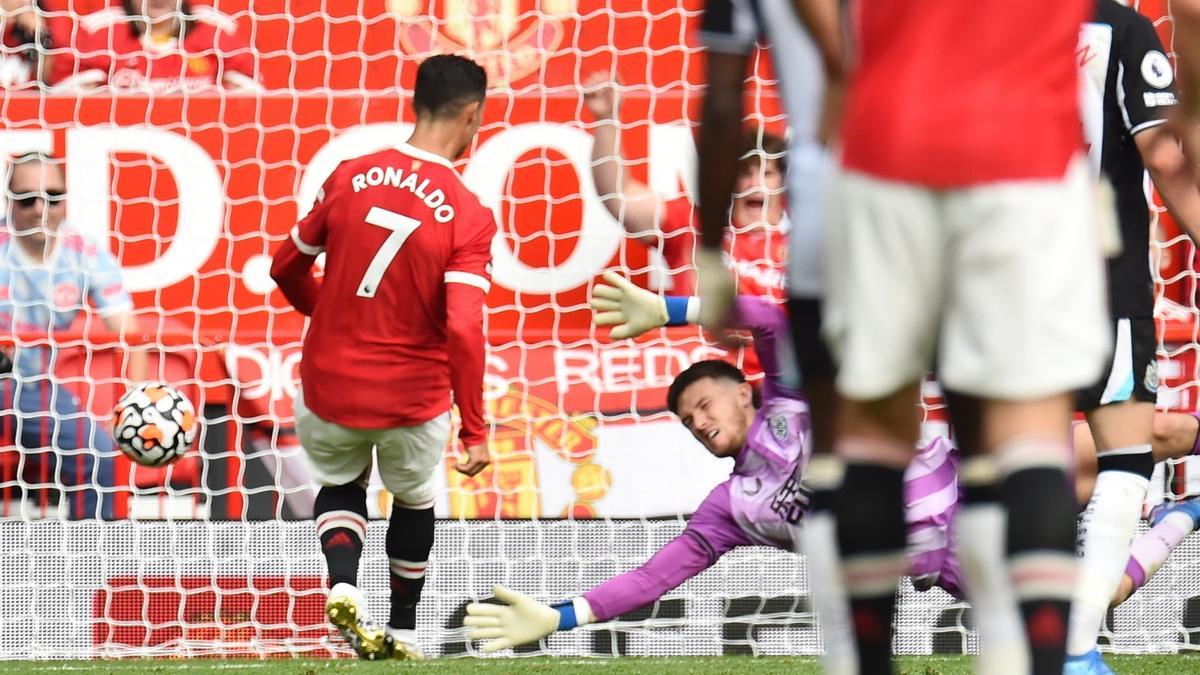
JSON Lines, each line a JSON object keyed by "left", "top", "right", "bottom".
{"left": 113, "top": 383, "right": 199, "bottom": 467}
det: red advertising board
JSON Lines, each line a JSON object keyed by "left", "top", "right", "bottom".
{"left": 93, "top": 575, "right": 330, "bottom": 655}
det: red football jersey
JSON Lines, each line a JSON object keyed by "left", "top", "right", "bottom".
{"left": 271, "top": 143, "right": 496, "bottom": 445}
{"left": 660, "top": 197, "right": 788, "bottom": 302}
{"left": 50, "top": 8, "right": 256, "bottom": 92}
{"left": 840, "top": 0, "right": 1089, "bottom": 186}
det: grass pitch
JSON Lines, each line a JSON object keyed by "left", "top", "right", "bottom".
{"left": 18, "top": 655, "right": 1200, "bottom": 674}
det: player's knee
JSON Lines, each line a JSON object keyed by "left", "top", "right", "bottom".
{"left": 1152, "top": 413, "right": 1196, "bottom": 462}
{"left": 384, "top": 478, "right": 437, "bottom": 511}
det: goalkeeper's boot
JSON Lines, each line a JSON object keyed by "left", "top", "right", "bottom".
{"left": 1149, "top": 497, "right": 1200, "bottom": 530}
{"left": 326, "top": 583, "right": 390, "bottom": 660}
{"left": 1063, "top": 649, "right": 1116, "bottom": 675}
{"left": 384, "top": 626, "right": 426, "bottom": 660}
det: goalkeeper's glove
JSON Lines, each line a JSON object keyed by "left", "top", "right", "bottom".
{"left": 590, "top": 271, "right": 696, "bottom": 339}
{"left": 695, "top": 247, "right": 735, "bottom": 330}
{"left": 463, "top": 585, "right": 594, "bottom": 653}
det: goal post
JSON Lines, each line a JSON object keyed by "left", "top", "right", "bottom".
{"left": 0, "top": 0, "right": 1199, "bottom": 660}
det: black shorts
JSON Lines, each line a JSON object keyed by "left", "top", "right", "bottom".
{"left": 786, "top": 297, "right": 835, "bottom": 383}
{"left": 1076, "top": 316, "right": 1158, "bottom": 411}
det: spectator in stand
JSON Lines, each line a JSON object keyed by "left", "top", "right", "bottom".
{"left": 0, "top": 0, "right": 52, "bottom": 87}
{"left": 0, "top": 152, "right": 146, "bottom": 519}
{"left": 51, "top": 0, "right": 259, "bottom": 93}
{"left": 583, "top": 76, "right": 788, "bottom": 301}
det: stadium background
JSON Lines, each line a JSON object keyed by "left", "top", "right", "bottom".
{"left": 2, "top": 0, "right": 1200, "bottom": 660}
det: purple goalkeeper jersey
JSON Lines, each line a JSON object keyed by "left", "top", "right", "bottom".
{"left": 583, "top": 298, "right": 964, "bottom": 622}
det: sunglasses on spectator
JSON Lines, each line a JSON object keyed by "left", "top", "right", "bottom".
{"left": 6, "top": 190, "right": 67, "bottom": 209}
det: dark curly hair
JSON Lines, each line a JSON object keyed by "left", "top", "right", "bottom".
{"left": 666, "top": 360, "right": 760, "bottom": 415}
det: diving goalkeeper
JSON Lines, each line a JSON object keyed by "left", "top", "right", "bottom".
{"left": 462, "top": 274, "right": 966, "bottom": 652}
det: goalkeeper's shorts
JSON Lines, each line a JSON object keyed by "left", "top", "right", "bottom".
{"left": 294, "top": 390, "right": 449, "bottom": 509}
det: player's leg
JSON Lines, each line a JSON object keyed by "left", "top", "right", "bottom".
{"left": 1114, "top": 496, "right": 1200, "bottom": 605}
{"left": 1068, "top": 316, "right": 1158, "bottom": 667}
{"left": 13, "top": 379, "right": 115, "bottom": 519}
{"left": 1151, "top": 411, "right": 1200, "bottom": 462}
{"left": 374, "top": 410, "right": 450, "bottom": 660}
{"left": 943, "top": 391, "right": 1031, "bottom": 675}
{"left": 294, "top": 391, "right": 382, "bottom": 658}
{"left": 787, "top": 298, "right": 857, "bottom": 674}
{"left": 824, "top": 168, "right": 941, "bottom": 673}
{"left": 941, "top": 156, "right": 1110, "bottom": 675}
{"left": 786, "top": 133, "right": 856, "bottom": 674}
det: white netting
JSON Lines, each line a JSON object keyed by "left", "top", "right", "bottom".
{"left": 0, "top": 0, "right": 1197, "bottom": 660}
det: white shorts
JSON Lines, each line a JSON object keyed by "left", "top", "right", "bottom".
{"left": 786, "top": 142, "right": 832, "bottom": 299}
{"left": 294, "top": 391, "right": 450, "bottom": 509}
{"left": 824, "top": 156, "right": 1111, "bottom": 401}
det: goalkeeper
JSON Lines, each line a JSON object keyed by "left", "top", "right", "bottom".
{"left": 463, "top": 274, "right": 966, "bottom": 652}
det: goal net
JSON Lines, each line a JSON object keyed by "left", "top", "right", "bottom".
{"left": 0, "top": 0, "right": 1198, "bottom": 660}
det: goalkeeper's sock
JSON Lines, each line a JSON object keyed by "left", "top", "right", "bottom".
{"left": 1125, "top": 502, "right": 1200, "bottom": 594}
{"left": 386, "top": 504, "right": 435, "bottom": 630}
{"left": 315, "top": 484, "right": 369, "bottom": 588}
{"left": 1067, "top": 446, "right": 1152, "bottom": 657}
{"left": 998, "top": 441, "right": 1076, "bottom": 675}
{"left": 955, "top": 457, "right": 1029, "bottom": 675}
{"left": 800, "top": 454, "right": 857, "bottom": 675}
{"left": 834, "top": 457, "right": 908, "bottom": 675}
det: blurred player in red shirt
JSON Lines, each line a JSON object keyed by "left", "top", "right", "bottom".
{"left": 270, "top": 55, "right": 494, "bottom": 661}
{"left": 582, "top": 76, "right": 788, "bottom": 302}
{"left": 818, "top": 1, "right": 1108, "bottom": 673}
{"left": 50, "top": 0, "right": 258, "bottom": 92}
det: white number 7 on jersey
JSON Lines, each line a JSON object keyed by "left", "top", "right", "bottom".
{"left": 357, "top": 206, "right": 421, "bottom": 298}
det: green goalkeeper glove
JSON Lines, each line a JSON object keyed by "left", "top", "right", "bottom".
{"left": 464, "top": 586, "right": 593, "bottom": 653}
{"left": 591, "top": 271, "right": 674, "bottom": 339}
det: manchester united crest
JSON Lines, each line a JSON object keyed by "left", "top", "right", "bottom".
{"left": 389, "top": 0, "right": 574, "bottom": 85}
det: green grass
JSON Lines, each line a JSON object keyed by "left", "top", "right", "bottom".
{"left": 14, "top": 655, "right": 1200, "bottom": 675}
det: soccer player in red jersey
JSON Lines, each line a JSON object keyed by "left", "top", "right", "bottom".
{"left": 823, "top": 1, "right": 1109, "bottom": 673}
{"left": 270, "top": 55, "right": 494, "bottom": 660}
{"left": 50, "top": 0, "right": 258, "bottom": 93}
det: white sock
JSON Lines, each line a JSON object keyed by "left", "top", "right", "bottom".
{"left": 955, "top": 502, "right": 1030, "bottom": 675}
{"left": 386, "top": 626, "right": 418, "bottom": 645}
{"left": 800, "top": 510, "right": 857, "bottom": 675}
{"left": 1067, "top": 469, "right": 1150, "bottom": 656}
{"left": 329, "top": 582, "right": 362, "bottom": 602}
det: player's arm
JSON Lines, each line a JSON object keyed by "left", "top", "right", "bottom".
{"left": 445, "top": 211, "right": 496, "bottom": 477}
{"left": 591, "top": 273, "right": 800, "bottom": 398}
{"left": 464, "top": 483, "right": 751, "bottom": 652}
{"left": 788, "top": 0, "right": 847, "bottom": 144}
{"left": 694, "top": 26, "right": 751, "bottom": 329}
{"left": 270, "top": 171, "right": 339, "bottom": 316}
{"left": 582, "top": 74, "right": 662, "bottom": 239}
{"left": 1138, "top": 124, "right": 1200, "bottom": 243}
{"left": 1118, "top": 12, "right": 1200, "bottom": 241}
{"left": 1169, "top": 0, "right": 1200, "bottom": 153}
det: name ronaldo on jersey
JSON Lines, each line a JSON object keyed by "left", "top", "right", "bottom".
{"left": 350, "top": 165, "right": 456, "bottom": 223}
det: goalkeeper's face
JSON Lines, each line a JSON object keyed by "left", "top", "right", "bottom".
{"left": 675, "top": 377, "right": 756, "bottom": 458}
